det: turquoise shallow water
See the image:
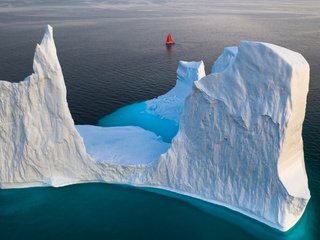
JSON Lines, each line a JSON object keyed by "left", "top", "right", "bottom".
{"left": 98, "top": 102, "right": 178, "bottom": 143}
{"left": 0, "top": 0, "right": 319, "bottom": 239}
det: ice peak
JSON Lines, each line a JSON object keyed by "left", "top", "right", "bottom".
{"left": 45, "top": 24, "right": 53, "bottom": 36}
{"left": 177, "top": 61, "right": 205, "bottom": 86}
{"left": 32, "top": 24, "right": 61, "bottom": 80}
{"left": 211, "top": 46, "right": 238, "bottom": 74}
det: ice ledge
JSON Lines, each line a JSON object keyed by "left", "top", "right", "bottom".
{"left": 0, "top": 25, "right": 310, "bottom": 232}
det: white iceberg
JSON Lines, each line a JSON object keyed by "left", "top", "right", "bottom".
{"left": 0, "top": 25, "right": 310, "bottom": 232}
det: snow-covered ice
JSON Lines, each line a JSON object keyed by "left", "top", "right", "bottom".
{"left": 0, "top": 25, "right": 311, "bottom": 232}
{"left": 76, "top": 125, "right": 170, "bottom": 165}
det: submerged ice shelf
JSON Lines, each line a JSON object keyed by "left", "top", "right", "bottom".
{"left": 0, "top": 25, "right": 311, "bottom": 232}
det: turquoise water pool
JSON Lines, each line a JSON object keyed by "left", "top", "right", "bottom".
{"left": 98, "top": 102, "right": 179, "bottom": 143}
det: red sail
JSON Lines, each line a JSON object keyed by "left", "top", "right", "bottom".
{"left": 166, "top": 33, "right": 174, "bottom": 44}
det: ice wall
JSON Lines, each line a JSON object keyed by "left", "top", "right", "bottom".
{"left": 155, "top": 41, "right": 310, "bottom": 231}
{"left": 0, "top": 25, "right": 94, "bottom": 187}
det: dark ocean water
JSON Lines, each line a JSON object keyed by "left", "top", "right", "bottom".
{"left": 0, "top": 0, "right": 319, "bottom": 239}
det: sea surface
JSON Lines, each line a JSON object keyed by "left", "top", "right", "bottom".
{"left": 0, "top": 0, "right": 319, "bottom": 239}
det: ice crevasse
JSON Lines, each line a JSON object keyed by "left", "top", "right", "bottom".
{"left": 0, "top": 25, "right": 310, "bottom": 232}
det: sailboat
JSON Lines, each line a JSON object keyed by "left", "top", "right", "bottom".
{"left": 166, "top": 33, "right": 175, "bottom": 45}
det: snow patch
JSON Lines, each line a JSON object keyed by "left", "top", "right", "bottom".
{"left": 76, "top": 125, "right": 170, "bottom": 165}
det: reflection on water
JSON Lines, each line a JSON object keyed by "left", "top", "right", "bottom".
{"left": 166, "top": 44, "right": 173, "bottom": 51}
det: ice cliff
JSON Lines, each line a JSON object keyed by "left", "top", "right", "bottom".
{"left": 155, "top": 41, "right": 311, "bottom": 231}
{"left": 0, "top": 25, "right": 310, "bottom": 231}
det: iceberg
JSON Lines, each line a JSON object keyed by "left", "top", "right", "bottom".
{"left": 0, "top": 25, "right": 310, "bottom": 232}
